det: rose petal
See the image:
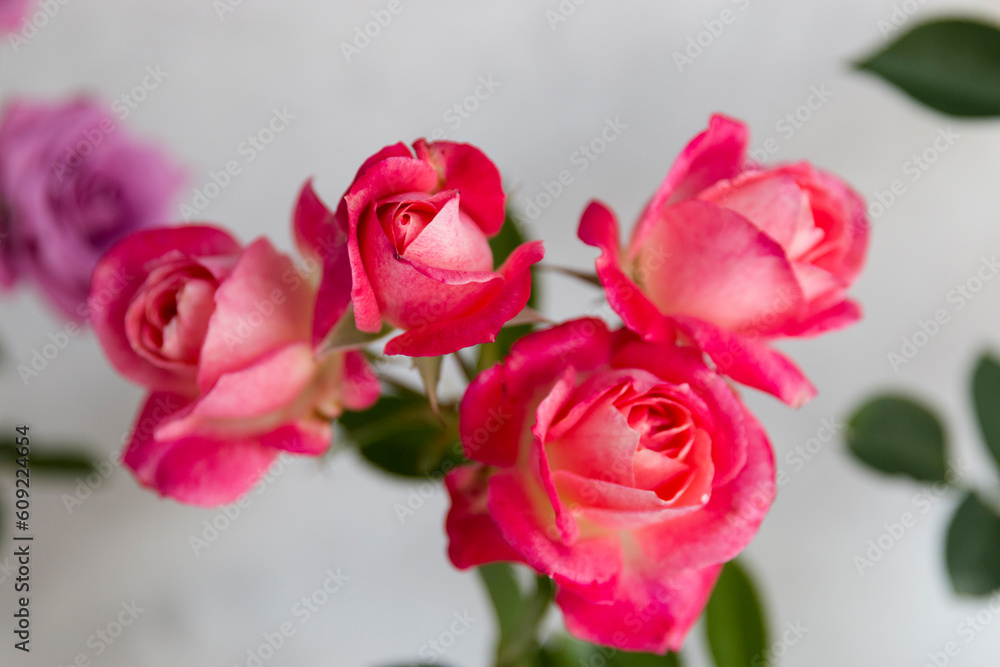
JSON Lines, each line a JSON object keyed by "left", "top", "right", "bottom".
{"left": 414, "top": 139, "right": 506, "bottom": 236}
{"left": 578, "top": 201, "right": 676, "bottom": 342}
{"left": 672, "top": 316, "right": 817, "bottom": 408}
{"left": 637, "top": 200, "right": 806, "bottom": 335}
{"left": 90, "top": 225, "right": 242, "bottom": 395}
{"left": 557, "top": 564, "right": 722, "bottom": 654}
{"left": 122, "top": 391, "right": 278, "bottom": 507}
{"left": 382, "top": 240, "right": 544, "bottom": 357}
{"left": 629, "top": 114, "right": 748, "bottom": 253}
{"left": 445, "top": 465, "right": 525, "bottom": 569}
{"left": 198, "top": 238, "right": 314, "bottom": 392}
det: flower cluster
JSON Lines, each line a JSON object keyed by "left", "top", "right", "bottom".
{"left": 75, "top": 116, "right": 867, "bottom": 651}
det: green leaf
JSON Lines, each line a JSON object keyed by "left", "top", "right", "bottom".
{"left": 972, "top": 354, "right": 1000, "bottom": 477}
{"left": 478, "top": 210, "right": 541, "bottom": 373}
{"left": 856, "top": 19, "right": 1000, "bottom": 117}
{"left": 478, "top": 564, "right": 555, "bottom": 667}
{"left": 337, "top": 395, "right": 463, "bottom": 478}
{"left": 845, "top": 395, "right": 948, "bottom": 482}
{"left": 538, "top": 635, "right": 682, "bottom": 667}
{"left": 946, "top": 492, "right": 1000, "bottom": 596}
{"left": 479, "top": 563, "right": 524, "bottom": 643}
{"left": 705, "top": 560, "right": 768, "bottom": 667}
{"left": 0, "top": 441, "right": 96, "bottom": 475}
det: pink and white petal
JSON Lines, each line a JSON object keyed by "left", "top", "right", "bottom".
{"left": 489, "top": 470, "right": 623, "bottom": 602}
{"left": 152, "top": 435, "right": 278, "bottom": 507}
{"left": 345, "top": 156, "right": 440, "bottom": 332}
{"left": 90, "top": 225, "right": 241, "bottom": 394}
{"left": 638, "top": 201, "right": 806, "bottom": 334}
{"left": 633, "top": 415, "right": 775, "bottom": 572}
{"left": 578, "top": 201, "right": 675, "bottom": 342}
{"left": 673, "top": 316, "right": 817, "bottom": 408}
{"left": 360, "top": 208, "right": 503, "bottom": 331}
{"left": 382, "top": 240, "right": 543, "bottom": 357}
{"left": 699, "top": 173, "right": 814, "bottom": 253}
{"left": 340, "top": 350, "right": 380, "bottom": 411}
{"left": 781, "top": 298, "right": 862, "bottom": 338}
{"left": 446, "top": 466, "right": 525, "bottom": 569}
{"left": 122, "top": 391, "right": 278, "bottom": 507}
{"left": 610, "top": 336, "right": 749, "bottom": 488}
{"left": 259, "top": 420, "right": 332, "bottom": 456}
{"left": 198, "top": 239, "right": 314, "bottom": 391}
{"left": 630, "top": 115, "right": 748, "bottom": 252}
{"left": 160, "top": 343, "right": 319, "bottom": 441}
{"left": 401, "top": 195, "right": 494, "bottom": 272}
{"left": 414, "top": 139, "right": 506, "bottom": 236}
{"left": 557, "top": 564, "right": 722, "bottom": 654}
{"left": 293, "top": 181, "right": 353, "bottom": 344}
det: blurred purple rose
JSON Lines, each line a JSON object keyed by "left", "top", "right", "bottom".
{"left": 0, "top": 0, "right": 31, "bottom": 33}
{"left": 0, "top": 97, "right": 184, "bottom": 320}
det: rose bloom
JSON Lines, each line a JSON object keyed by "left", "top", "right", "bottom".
{"left": 579, "top": 114, "right": 868, "bottom": 407}
{"left": 445, "top": 318, "right": 775, "bottom": 653}
{"left": 0, "top": 97, "right": 183, "bottom": 319}
{"left": 300, "top": 140, "right": 543, "bottom": 357}
{"left": 0, "top": 0, "right": 30, "bottom": 32}
{"left": 90, "top": 223, "right": 378, "bottom": 506}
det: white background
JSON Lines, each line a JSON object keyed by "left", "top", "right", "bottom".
{"left": 2, "top": 0, "right": 1000, "bottom": 665}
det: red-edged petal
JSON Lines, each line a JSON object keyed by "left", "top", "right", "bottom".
{"left": 122, "top": 391, "right": 278, "bottom": 507}
{"left": 345, "top": 156, "right": 440, "bottom": 332}
{"left": 445, "top": 465, "right": 525, "bottom": 569}
{"left": 557, "top": 563, "right": 722, "bottom": 654}
{"left": 382, "top": 240, "right": 543, "bottom": 357}
{"left": 673, "top": 316, "right": 817, "bottom": 408}
{"left": 782, "top": 298, "right": 862, "bottom": 338}
{"left": 630, "top": 114, "right": 748, "bottom": 252}
{"left": 488, "top": 470, "right": 623, "bottom": 601}
{"left": 414, "top": 139, "right": 506, "bottom": 236}
{"left": 578, "top": 201, "right": 675, "bottom": 342}
{"left": 292, "top": 180, "right": 352, "bottom": 345}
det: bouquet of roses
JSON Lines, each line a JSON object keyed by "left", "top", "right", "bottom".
{"left": 24, "top": 112, "right": 863, "bottom": 662}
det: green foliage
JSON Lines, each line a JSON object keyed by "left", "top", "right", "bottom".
{"left": 846, "top": 395, "right": 948, "bottom": 482}
{"left": 705, "top": 560, "right": 768, "bottom": 667}
{"left": 946, "top": 492, "right": 1000, "bottom": 596}
{"left": 857, "top": 19, "right": 1000, "bottom": 116}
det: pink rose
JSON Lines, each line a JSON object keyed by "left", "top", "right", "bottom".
{"left": 445, "top": 318, "right": 775, "bottom": 653}
{"left": 0, "top": 0, "right": 30, "bottom": 32}
{"left": 300, "top": 140, "right": 544, "bottom": 357}
{"left": 0, "top": 98, "right": 184, "bottom": 319}
{"left": 90, "top": 224, "right": 378, "bottom": 506}
{"left": 579, "top": 115, "right": 869, "bottom": 406}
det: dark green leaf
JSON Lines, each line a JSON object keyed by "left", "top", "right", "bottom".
{"left": 857, "top": 19, "right": 1000, "bottom": 116}
{"left": 705, "top": 560, "right": 768, "bottom": 667}
{"left": 538, "top": 635, "right": 682, "bottom": 667}
{"left": 946, "top": 492, "right": 1000, "bottom": 596}
{"left": 0, "top": 441, "right": 96, "bottom": 475}
{"left": 337, "top": 395, "right": 464, "bottom": 478}
{"left": 972, "top": 354, "right": 1000, "bottom": 476}
{"left": 478, "top": 564, "right": 556, "bottom": 667}
{"left": 478, "top": 210, "right": 541, "bottom": 373}
{"left": 479, "top": 563, "right": 524, "bottom": 643}
{"left": 846, "top": 395, "right": 948, "bottom": 482}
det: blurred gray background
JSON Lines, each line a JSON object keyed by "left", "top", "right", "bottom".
{"left": 2, "top": 0, "right": 1000, "bottom": 665}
